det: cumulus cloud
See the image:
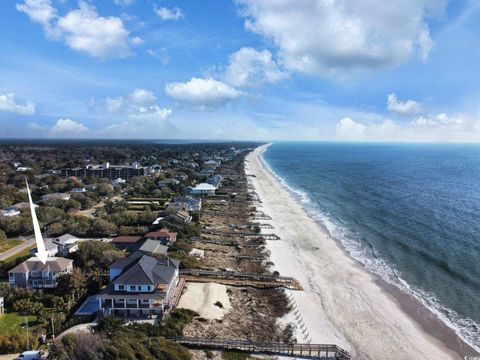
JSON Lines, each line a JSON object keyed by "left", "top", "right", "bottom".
{"left": 336, "top": 117, "right": 366, "bottom": 140}
{"left": 236, "top": 0, "right": 446, "bottom": 76}
{"left": 387, "top": 93, "right": 421, "bottom": 116}
{"left": 0, "top": 93, "right": 36, "bottom": 115}
{"left": 16, "top": 0, "right": 55, "bottom": 24}
{"left": 113, "top": 0, "right": 134, "bottom": 6}
{"left": 154, "top": 6, "right": 183, "bottom": 21}
{"left": 50, "top": 118, "right": 89, "bottom": 137}
{"left": 224, "top": 47, "right": 287, "bottom": 88}
{"left": 412, "top": 113, "right": 464, "bottom": 128}
{"left": 17, "top": 0, "right": 138, "bottom": 58}
{"left": 165, "top": 77, "right": 243, "bottom": 110}
{"left": 90, "top": 88, "right": 172, "bottom": 123}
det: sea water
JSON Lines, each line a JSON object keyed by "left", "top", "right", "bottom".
{"left": 262, "top": 142, "right": 480, "bottom": 350}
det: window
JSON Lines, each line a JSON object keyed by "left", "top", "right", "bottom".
{"left": 130, "top": 285, "right": 136, "bottom": 291}
{"left": 147, "top": 286, "right": 151, "bottom": 291}
{"left": 118, "top": 285, "right": 124, "bottom": 291}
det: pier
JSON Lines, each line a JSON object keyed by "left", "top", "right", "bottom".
{"left": 168, "top": 337, "right": 351, "bottom": 360}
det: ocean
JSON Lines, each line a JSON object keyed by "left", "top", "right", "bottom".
{"left": 261, "top": 142, "right": 480, "bottom": 350}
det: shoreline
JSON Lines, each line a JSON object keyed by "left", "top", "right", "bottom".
{"left": 245, "top": 144, "right": 477, "bottom": 359}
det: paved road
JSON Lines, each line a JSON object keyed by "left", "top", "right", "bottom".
{"left": 0, "top": 238, "right": 35, "bottom": 261}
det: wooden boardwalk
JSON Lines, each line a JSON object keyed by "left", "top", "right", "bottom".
{"left": 180, "top": 269, "right": 302, "bottom": 290}
{"left": 169, "top": 337, "right": 351, "bottom": 359}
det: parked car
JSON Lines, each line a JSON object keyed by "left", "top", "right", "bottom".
{"left": 15, "top": 350, "right": 43, "bottom": 360}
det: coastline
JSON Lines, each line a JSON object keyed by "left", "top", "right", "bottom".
{"left": 245, "top": 144, "right": 475, "bottom": 360}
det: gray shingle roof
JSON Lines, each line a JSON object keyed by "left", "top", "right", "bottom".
{"left": 112, "top": 254, "right": 178, "bottom": 286}
{"left": 139, "top": 239, "right": 168, "bottom": 256}
{"left": 8, "top": 257, "right": 73, "bottom": 273}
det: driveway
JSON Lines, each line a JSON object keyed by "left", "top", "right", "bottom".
{"left": 0, "top": 238, "right": 35, "bottom": 261}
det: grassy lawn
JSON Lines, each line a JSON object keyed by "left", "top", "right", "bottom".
{"left": 1, "top": 245, "right": 35, "bottom": 264}
{"left": 0, "top": 312, "right": 38, "bottom": 336}
{"left": 0, "top": 239, "right": 24, "bottom": 253}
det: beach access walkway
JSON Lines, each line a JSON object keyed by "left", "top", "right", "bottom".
{"left": 180, "top": 269, "right": 303, "bottom": 290}
{"left": 168, "top": 337, "right": 351, "bottom": 359}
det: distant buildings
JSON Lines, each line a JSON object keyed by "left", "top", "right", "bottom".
{"left": 8, "top": 257, "right": 73, "bottom": 289}
{"left": 41, "top": 193, "right": 71, "bottom": 202}
{"left": 61, "top": 161, "right": 147, "bottom": 181}
{"left": 189, "top": 183, "right": 217, "bottom": 196}
{"left": 158, "top": 178, "right": 180, "bottom": 189}
{"left": 71, "top": 187, "right": 87, "bottom": 193}
{"left": 0, "top": 208, "right": 21, "bottom": 217}
{"left": 169, "top": 196, "right": 202, "bottom": 213}
{"left": 98, "top": 252, "right": 180, "bottom": 317}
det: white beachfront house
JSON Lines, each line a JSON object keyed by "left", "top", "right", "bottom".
{"left": 190, "top": 183, "right": 217, "bottom": 196}
{"left": 98, "top": 252, "right": 181, "bottom": 317}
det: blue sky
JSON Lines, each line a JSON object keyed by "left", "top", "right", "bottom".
{"left": 1, "top": 0, "right": 480, "bottom": 141}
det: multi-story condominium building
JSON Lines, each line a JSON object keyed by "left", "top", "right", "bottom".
{"left": 8, "top": 257, "right": 73, "bottom": 289}
{"left": 97, "top": 252, "right": 180, "bottom": 317}
{"left": 60, "top": 161, "right": 147, "bottom": 181}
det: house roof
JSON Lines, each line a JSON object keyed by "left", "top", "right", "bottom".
{"left": 53, "top": 233, "right": 78, "bottom": 245}
{"left": 139, "top": 239, "right": 168, "bottom": 256}
{"left": 111, "top": 253, "right": 179, "bottom": 286}
{"left": 174, "top": 196, "right": 201, "bottom": 205}
{"left": 9, "top": 257, "right": 73, "bottom": 273}
{"left": 112, "top": 236, "right": 142, "bottom": 243}
{"left": 144, "top": 229, "right": 177, "bottom": 240}
{"left": 193, "top": 183, "right": 216, "bottom": 190}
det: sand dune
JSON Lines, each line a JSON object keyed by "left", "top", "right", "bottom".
{"left": 246, "top": 144, "right": 459, "bottom": 360}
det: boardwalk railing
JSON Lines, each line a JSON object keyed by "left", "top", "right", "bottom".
{"left": 180, "top": 269, "right": 302, "bottom": 290}
{"left": 168, "top": 337, "right": 351, "bottom": 360}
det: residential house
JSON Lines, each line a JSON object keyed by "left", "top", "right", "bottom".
{"left": 41, "top": 193, "right": 71, "bottom": 202}
{"left": 149, "top": 165, "right": 162, "bottom": 174}
{"left": 207, "top": 175, "right": 222, "bottom": 188}
{"left": 167, "top": 210, "right": 192, "bottom": 224}
{"left": 71, "top": 187, "right": 87, "bottom": 193}
{"left": 52, "top": 233, "right": 79, "bottom": 256}
{"left": 190, "top": 183, "right": 217, "bottom": 196}
{"left": 98, "top": 252, "right": 180, "bottom": 317}
{"left": 111, "top": 236, "right": 143, "bottom": 250}
{"left": 158, "top": 178, "right": 180, "bottom": 189}
{"left": 168, "top": 196, "right": 201, "bottom": 213}
{"left": 0, "top": 208, "right": 21, "bottom": 217}
{"left": 29, "top": 238, "right": 59, "bottom": 258}
{"left": 144, "top": 229, "right": 177, "bottom": 246}
{"left": 9, "top": 202, "right": 38, "bottom": 211}
{"left": 112, "top": 178, "right": 126, "bottom": 185}
{"left": 8, "top": 257, "right": 73, "bottom": 289}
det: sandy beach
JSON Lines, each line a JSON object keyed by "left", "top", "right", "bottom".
{"left": 178, "top": 282, "right": 231, "bottom": 320}
{"left": 245, "top": 144, "right": 463, "bottom": 360}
